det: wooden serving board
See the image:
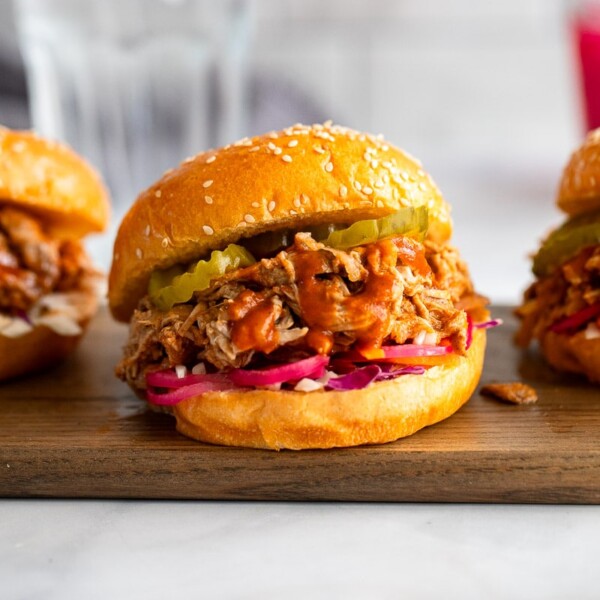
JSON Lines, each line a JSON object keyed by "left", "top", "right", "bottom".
{"left": 0, "top": 306, "right": 599, "bottom": 503}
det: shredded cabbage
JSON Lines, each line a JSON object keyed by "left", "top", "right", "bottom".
{"left": 149, "top": 244, "right": 256, "bottom": 311}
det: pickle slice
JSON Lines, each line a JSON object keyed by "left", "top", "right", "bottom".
{"left": 319, "top": 206, "right": 429, "bottom": 249}
{"left": 532, "top": 210, "right": 600, "bottom": 277}
{"left": 149, "top": 244, "right": 256, "bottom": 310}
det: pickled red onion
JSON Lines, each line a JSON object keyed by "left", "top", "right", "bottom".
{"left": 146, "top": 380, "right": 237, "bottom": 406}
{"left": 229, "top": 355, "right": 329, "bottom": 387}
{"left": 147, "top": 369, "right": 232, "bottom": 389}
{"left": 549, "top": 303, "right": 600, "bottom": 334}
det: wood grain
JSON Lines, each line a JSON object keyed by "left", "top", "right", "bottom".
{"left": 0, "top": 306, "right": 599, "bottom": 503}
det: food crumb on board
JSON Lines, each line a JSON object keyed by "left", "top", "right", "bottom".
{"left": 480, "top": 382, "right": 538, "bottom": 405}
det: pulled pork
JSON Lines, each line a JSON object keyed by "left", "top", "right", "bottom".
{"left": 515, "top": 245, "right": 600, "bottom": 346}
{"left": 0, "top": 205, "right": 93, "bottom": 312}
{"left": 118, "top": 232, "right": 482, "bottom": 392}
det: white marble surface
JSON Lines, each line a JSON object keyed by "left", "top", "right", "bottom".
{"left": 1, "top": 500, "right": 599, "bottom": 599}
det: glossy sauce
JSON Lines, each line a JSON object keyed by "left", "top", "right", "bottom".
{"left": 226, "top": 236, "right": 431, "bottom": 355}
{"left": 292, "top": 237, "right": 429, "bottom": 351}
{"left": 228, "top": 289, "right": 280, "bottom": 353}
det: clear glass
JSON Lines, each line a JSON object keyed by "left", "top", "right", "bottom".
{"left": 14, "top": 0, "right": 251, "bottom": 214}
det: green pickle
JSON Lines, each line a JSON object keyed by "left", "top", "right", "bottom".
{"left": 533, "top": 210, "right": 600, "bottom": 277}
{"left": 149, "top": 244, "right": 256, "bottom": 311}
{"left": 148, "top": 208, "right": 429, "bottom": 309}
{"left": 319, "top": 206, "right": 429, "bottom": 249}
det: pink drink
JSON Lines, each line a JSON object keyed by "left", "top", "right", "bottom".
{"left": 574, "top": 4, "right": 600, "bottom": 131}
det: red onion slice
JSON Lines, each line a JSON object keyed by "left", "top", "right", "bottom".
{"left": 147, "top": 380, "right": 238, "bottom": 406}
{"left": 146, "top": 369, "right": 232, "bottom": 389}
{"left": 549, "top": 303, "right": 600, "bottom": 334}
{"left": 229, "top": 355, "right": 330, "bottom": 387}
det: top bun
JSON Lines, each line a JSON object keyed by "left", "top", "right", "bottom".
{"left": 109, "top": 122, "right": 452, "bottom": 322}
{"left": 557, "top": 128, "right": 600, "bottom": 217}
{"left": 0, "top": 126, "right": 110, "bottom": 238}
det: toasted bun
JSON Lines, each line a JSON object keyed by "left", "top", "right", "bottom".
{"left": 540, "top": 329, "right": 600, "bottom": 383}
{"left": 0, "top": 126, "right": 110, "bottom": 237}
{"left": 169, "top": 326, "right": 486, "bottom": 450}
{"left": 0, "top": 287, "right": 98, "bottom": 382}
{"left": 557, "top": 128, "right": 600, "bottom": 217}
{"left": 109, "top": 123, "right": 452, "bottom": 321}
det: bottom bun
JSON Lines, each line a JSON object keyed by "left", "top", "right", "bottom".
{"left": 171, "top": 328, "right": 487, "bottom": 450}
{"left": 540, "top": 330, "right": 600, "bottom": 384}
{"left": 0, "top": 288, "right": 99, "bottom": 382}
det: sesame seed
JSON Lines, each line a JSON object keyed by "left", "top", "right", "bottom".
{"left": 273, "top": 147, "right": 282, "bottom": 155}
{"left": 268, "top": 132, "right": 278, "bottom": 139}
{"left": 339, "top": 185, "right": 348, "bottom": 197}
{"left": 249, "top": 146, "right": 260, "bottom": 152}
{"left": 203, "top": 180, "right": 213, "bottom": 188}
{"left": 418, "top": 182, "right": 427, "bottom": 191}
{"left": 204, "top": 195, "right": 213, "bottom": 204}
{"left": 288, "top": 139, "right": 298, "bottom": 147}
{"left": 282, "top": 155, "right": 292, "bottom": 163}
{"left": 12, "top": 141, "right": 25, "bottom": 153}
{"left": 354, "top": 181, "right": 362, "bottom": 192}
{"left": 325, "top": 161, "right": 333, "bottom": 173}
{"left": 376, "top": 200, "right": 384, "bottom": 207}
{"left": 268, "top": 142, "right": 277, "bottom": 150}
{"left": 362, "top": 186, "right": 373, "bottom": 195}
{"left": 144, "top": 225, "right": 150, "bottom": 237}
{"left": 155, "top": 189, "right": 162, "bottom": 198}
{"left": 382, "top": 144, "right": 389, "bottom": 151}
{"left": 251, "top": 201, "right": 260, "bottom": 208}
{"left": 313, "top": 145, "right": 325, "bottom": 154}
{"left": 371, "top": 160, "right": 379, "bottom": 168}
{"left": 206, "top": 155, "right": 216, "bottom": 164}
{"left": 294, "top": 198, "right": 301, "bottom": 208}
{"left": 268, "top": 200, "right": 276, "bottom": 212}
{"left": 323, "top": 119, "right": 333, "bottom": 128}
{"left": 244, "top": 214, "right": 256, "bottom": 223}
{"left": 290, "top": 209, "right": 298, "bottom": 215}
{"left": 161, "top": 237, "right": 169, "bottom": 248}
{"left": 202, "top": 225, "right": 214, "bottom": 235}
{"left": 135, "top": 248, "right": 143, "bottom": 259}
{"left": 301, "top": 193, "right": 310, "bottom": 204}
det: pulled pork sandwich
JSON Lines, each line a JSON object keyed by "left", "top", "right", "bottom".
{"left": 0, "top": 126, "right": 109, "bottom": 380}
{"left": 110, "top": 123, "right": 494, "bottom": 450}
{"left": 516, "top": 129, "right": 600, "bottom": 383}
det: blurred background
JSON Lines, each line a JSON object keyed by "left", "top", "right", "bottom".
{"left": 0, "top": 0, "right": 592, "bottom": 303}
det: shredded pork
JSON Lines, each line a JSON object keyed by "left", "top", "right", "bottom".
{"left": 515, "top": 245, "right": 600, "bottom": 346}
{"left": 0, "top": 206, "right": 92, "bottom": 312}
{"left": 117, "top": 232, "right": 482, "bottom": 392}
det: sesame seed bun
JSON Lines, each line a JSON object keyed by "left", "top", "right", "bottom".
{"left": 169, "top": 320, "right": 486, "bottom": 450}
{"left": 557, "top": 128, "right": 600, "bottom": 217}
{"left": 0, "top": 126, "right": 110, "bottom": 237}
{"left": 109, "top": 123, "right": 452, "bottom": 321}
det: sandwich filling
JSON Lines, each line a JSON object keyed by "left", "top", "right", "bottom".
{"left": 516, "top": 244, "right": 600, "bottom": 345}
{"left": 516, "top": 209, "right": 600, "bottom": 346}
{"left": 0, "top": 205, "right": 98, "bottom": 336}
{"left": 117, "top": 227, "right": 487, "bottom": 394}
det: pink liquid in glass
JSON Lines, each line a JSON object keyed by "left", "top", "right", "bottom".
{"left": 574, "top": 4, "right": 600, "bottom": 131}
